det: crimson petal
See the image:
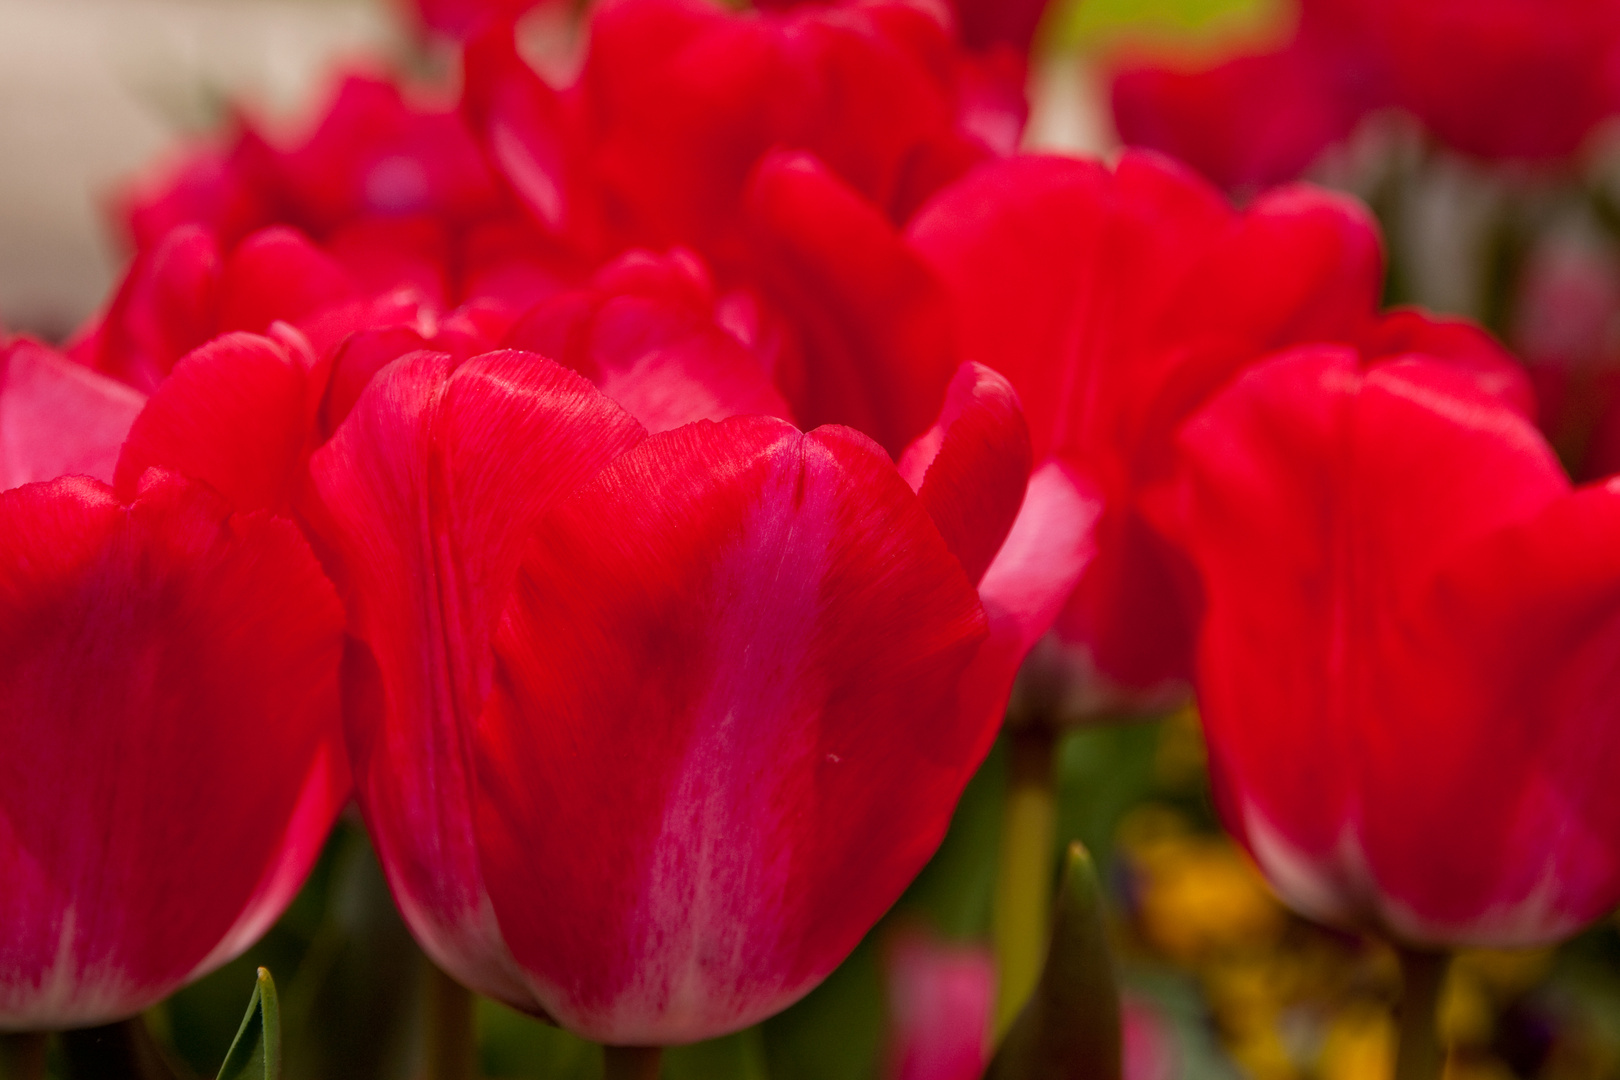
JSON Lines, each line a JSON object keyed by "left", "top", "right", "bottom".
{"left": 307, "top": 349, "right": 645, "bottom": 1006}
{"left": 477, "top": 416, "right": 988, "bottom": 1042}
{"left": 0, "top": 472, "right": 345, "bottom": 1027}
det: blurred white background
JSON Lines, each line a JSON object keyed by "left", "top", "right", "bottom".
{"left": 0, "top": 0, "right": 396, "bottom": 337}
{"left": 0, "top": 0, "right": 1116, "bottom": 341}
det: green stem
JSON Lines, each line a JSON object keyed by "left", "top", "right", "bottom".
{"left": 602, "top": 1045, "right": 661, "bottom": 1080}
{"left": 1394, "top": 947, "right": 1448, "bottom": 1080}
{"left": 992, "top": 727, "right": 1057, "bottom": 1039}
{"left": 0, "top": 1032, "right": 48, "bottom": 1080}
{"left": 423, "top": 963, "right": 477, "bottom": 1080}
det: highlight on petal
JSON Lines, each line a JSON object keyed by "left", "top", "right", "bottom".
{"left": 1, "top": 340, "right": 146, "bottom": 491}
{"left": 307, "top": 349, "right": 645, "bottom": 1006}
{"left": 899, "top": 361, "right": 1032, "bottom": 585}
{"left": 1363, "top": 307, "right": 1536, "bottom": 419}
{"left": 476, "top": 416, "right": 989, "bottom": 1043}
{"left": 959, "top": 460, "right": 1104, "bottom": 747}
{"left": 0, "top": 472, "right": 344, "bottom": 1028}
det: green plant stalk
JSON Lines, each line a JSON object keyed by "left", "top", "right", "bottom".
{"left": 603, "top": 1045, "right": 662, "bottom": 1080}
{"left": 215, "top": 967, "right": 281, "bottom": 1080}
{"left": 423, "top": 964, "right": 477, "bottom": 1080}
{"left": 1393, "top": 947, "right": 1448, "bottom": 1080}
{"left": 0, "top": 1032, "right": 48, "bottom": 1080}
{"left": 992, "top": 727, "right": 1057, "bottom": 1039}
{"left": 986, "top": 841, "right": 1122, "bottom": 1080}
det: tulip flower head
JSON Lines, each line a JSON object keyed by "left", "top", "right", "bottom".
{"left": 0, "top": 340, "right": 347, "bottom": 1030}
{"left": 1154, "top": 344, "right": 1620, "bottom": 946}
{"left": 908, "top": 150, "right": 1384, "bottom": 716}
{"left": 310, "top": 346, "right": 1047, "bottom": 1043}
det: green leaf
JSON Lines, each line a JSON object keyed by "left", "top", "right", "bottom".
{"left": 1046, "top": 0, "right": 1284, "bottom": 53}
{"left": 985, "top": 843, "right": 1121, "bottom": 1080}
{"left": 215, "top": 968, "right": 281, "bottom": 1080}
{"left": 762, "top": 935, "right": 883, "bottom": 1080}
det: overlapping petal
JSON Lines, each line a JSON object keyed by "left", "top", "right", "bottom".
{"left": 907, "top": 150, "right": 1383, "bottom": 702}
{"left": 0, "top": 472, "right": 345, "bottom": 1027}
{"left": 307, "top": 350, "right": 645, "bottom": 1005}
{"left": 1, "top": 341, "right": 146, "bottom": 491}
{"left": 476, "top": 416, "right": 989, "bottom": 1042}
{"left": 1157, "top": 346, "right": 1620, "bottom": 945}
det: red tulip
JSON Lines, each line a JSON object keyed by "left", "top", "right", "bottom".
{"left": 404, "top": 0, "right": 557, "bottom": 40}
{"left": 883, "top": 931, "right": 995, "bottom": 1080}
{"left": 907, "top": 150, "right": 1383, "bottom": 711}
{"left": 76, "top": 221, "right": 529, "bottom": 396}
{"left": 1107, "top": 0, "right": 1391, "bottom": 192}
{"left": 1372, "top": 0, "right": 1620, "bottom": 162}
{"left": 1152, "top": 345, "right": 1620, "bottom": 945}
{"left": 1511, "top": 236, "right": 1620, "bottom": 480}
{"left": 503, "top": 247, "right": 793, "bottom": 432}
{"left": 0, "top": 339, "right": 347, "bottom": 1027}
{"left": 462, "top": 0, "right": 1021, "bottom": 263}
{"left": 119, "top": 74, "right": 504, "bottom": 252}
{"left": 758, "top": 0, "right": 1052, "bottom": 56}
{"left": 306, "top": 344, "right": 1057, "bottom": 1040}
{"left": 1110, "top": 39, "right": 1369, "bottom": 195}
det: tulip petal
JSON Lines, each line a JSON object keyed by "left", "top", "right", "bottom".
{"left": 884, "top": 930, "right": 994, "bottom": 1080}
{"left": 899, "top": 361, "right": 1033, "bottom": 586}
{"left": 114, "top": 333, "right": 310, "bottom": 515}
{"left": 477, "top": 416, "right": 988, "bottom": 1043}
{"left": 1, "top": 341, "right": 146, "bottom": 491}
{"left": 0, "top": 473, "right": 344, "bottom": 1028}
{"left": 1160, "top": 347, "right": 1582, "bottom": 941}
{"left": 91, "top": 224, "right": 224, "bottom": 392}
{"left": 745, "top": 152, "right": 961, "bottom": 457}
{"left": 1361, "top": 479, "right": 1620, "bottom": 944}
{"left": 960, "top": 461, "right": 1104, "bottom": 747}
{"left": 908, "top": 150, "right": 1384, "bottom": 699}
{"left": 307, "top": 349, "right": 644, "bottom": 1006}
{"left": 218, "top": 228, "right": 357, "bottom": 336}
{"left": 505, "top": 251, "right": 792, "bottom": 433}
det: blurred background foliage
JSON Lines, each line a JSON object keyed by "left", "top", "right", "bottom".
{"left": 7, "top": 0, "right": 1620, "bottom": 1076}
{"left": 89, "top": 713, "right": 1620, "bottom": 1080}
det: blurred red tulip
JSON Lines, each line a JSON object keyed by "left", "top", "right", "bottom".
{"left": 757, "top": 0, "right": 1050, "bottom": 55}
{"left": 884, "top": 931, "right": 995, "bottom": 1080}
{"left": 1108, "top": 0, "right": 1390, "bottom": 192}
{"left": 1154, "top": 345, "right": 1620, "bottom": 946}
{"left": 74, "top": 221, "right": 534, "bottom": 397}
{"left": 462, "top": 0, "right": 1022, "bottom": 263}
{"left": 503, "top": 247, "right": 794, "bottom": 432}
{"left": 1110, "top": 0, "right": 1620, "bottom": 182}
{"left": 1, "top": 339, "right": 145, "bottom": 490}
{"left": 1512, "top": 236, "right": 1620, "bottom": 480}
{"left": 0, "top": 344, "right": 347, "bottom": 1026}
{"left": 306, "top": 346, "right": 1046, "bottom": 1041}
{"left": 120, "top": 74, "right": 504, "bottom": 252}
{"left": 907, "top": 150, "right": 1383, "bottom": 712}
{"left": 1373, "top": 0, "right": 1620, "bottom": 162}
{"left": 404, "top": 0, "right": 555, "bottom": 39}
{"left": 1110, "top": 38, "right": 1370, "bottom": 195}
